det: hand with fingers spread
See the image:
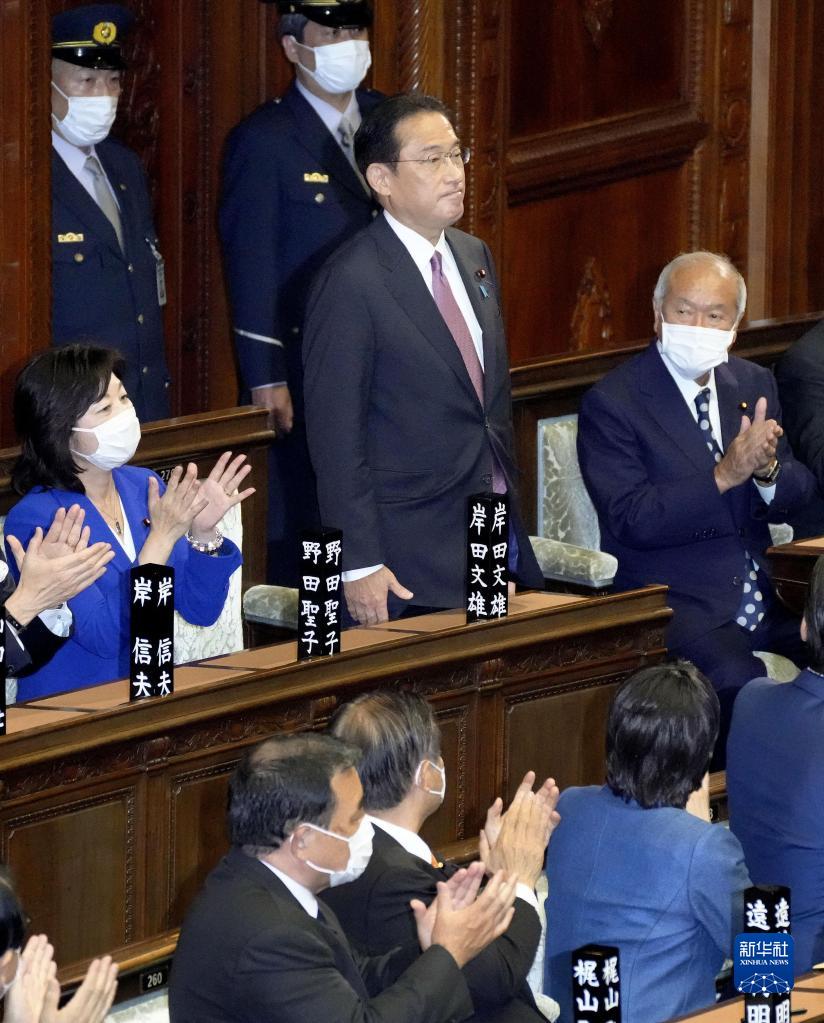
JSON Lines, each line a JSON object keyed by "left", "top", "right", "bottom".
{"left": 480, "top": 771, "right": 560, "bottom": 889}
{"left": 41, "top": 955, "right": 118, "bottom": 1023}
{"left": 4, "top": 934, "right": 56, "bottom": 1023}
{"left": 189, "top": 452, "right": 255, "bottom": 543}
{"left": 715, "top": 396, "right": 782, "bottom": 492}
{"left": 5, "top": 508, "right": 114, "bottom": 627}
{"left": 139, "top": 463, "right": 208, "bottom": 566}
{"left": 343, "top": 566, "right": 413, "bottom": 626}
{"left": 412, "top": 869, "right": 517, "bottom": 968}
{"left": 411, "top": 861, "right": 486, "bottom": 952}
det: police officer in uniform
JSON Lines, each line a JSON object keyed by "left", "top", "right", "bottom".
{"left": 51, "top": 3, "right": 171, "bottom": 423}
{"left": 220, "top": 0, "right": 381, "bottom": 585}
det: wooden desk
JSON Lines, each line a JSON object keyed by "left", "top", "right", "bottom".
{"left": 768, "top": 536, "right": 824, "bottom": 615}
{"left": 671, "top": 978, "right": 824, "bottom": 1020}
{"left": 0, "top": 587, "right": 669, "bottom": 982}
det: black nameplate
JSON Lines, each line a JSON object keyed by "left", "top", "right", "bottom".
{"left": 570, "top": 944, "right": 621, "bottom": 1022}
{"left": 743, "top": 991, "right": 791, "bottom": 1022}
{"left": 139, "top": 961, "right": 171, "bottom": 994}
{"left": 0, "top": 615, "right": 6, "bottom": 736}
{"left": 129, "top": 564, "right": 175, "bottom": 701}
{"left": 744, "top": 884, "right": 791, "bottom": 935}
{"left": 298, "top": 528, "right": 342, "bottom": 661}
{"left": 466, "top": 492, "right": 509, "bottom": 623}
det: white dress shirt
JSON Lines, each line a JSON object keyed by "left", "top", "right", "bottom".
{"left": 657, "top": 343, "right": 775, "bottom": 504}
{"left": 52, "top": 130, "right": 121, "bottom": 209}
{"left": 343, "top": 211, "right": 486, "bottom": 581}
{"left": 369, "top": 815, "right": 539, "bottom": 912}
{"left": 259, "top": 859, "right": 319, "bottom": 918}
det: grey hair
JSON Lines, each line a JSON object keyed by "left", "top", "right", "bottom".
{"left": 652, "top": 251, "right": 747, "bottom": 325}
{"left": 277, "top": 13, "right": 308, "bottom": 41}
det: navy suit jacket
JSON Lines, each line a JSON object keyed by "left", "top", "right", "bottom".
{"left": 577, "top": 342, "right": 815, "bottom": 647}
{"left": 321, "top": 825, "right": 544, "bottom": 1022}
{"left": 52, "top": 139, "right": 171, "bottom": 423}
{"left": 727, "top": 670, "right": 824, "bottom": 972}
{"left": 220, "top": 84, "right": 383, "bottom": 399}
{"left": 0, "top": 556, "right": 67, "bottom": 677}
{"left": 303, "top": 214, "right": 543, "bottom": 610}
{"left": 170, "top": 847, "right": 474, "bottom": 1023}
{"left": 4, "top": 466, "right": 241, "bottom": 700}
{"left": 545, "top": 786, "right": 750, "bottom": 1023}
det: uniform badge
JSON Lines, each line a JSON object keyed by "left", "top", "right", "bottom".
{"left": 57, "top": 232, "right": 84, "bottom": 243}
{"left": 304, "top": 172, "right": 330, "bottom": 184}
{"left": 93, "top": 21, "right": 117, "bottom": 44}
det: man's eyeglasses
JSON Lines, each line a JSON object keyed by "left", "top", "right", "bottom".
{"left": 389, "top": 147, "right": 471, "bottom": 172}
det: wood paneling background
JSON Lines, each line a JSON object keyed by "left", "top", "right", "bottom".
{"left": 0, "top": 0, "right": 821, "bottom": 445}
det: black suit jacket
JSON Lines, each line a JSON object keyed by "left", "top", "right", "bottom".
{"left": 321, "top": 827, "right": 544, "bottom": 1023}
{"left": 0, "top": 555, "right": 67, "bottom": 678}
{"left": 169, "top": 847, "right": 474, "bottom": 1023}
{"left": 303, "top": 214, "right": 543, "bottom": 610}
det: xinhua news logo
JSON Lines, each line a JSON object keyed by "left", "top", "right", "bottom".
{"left": 733, "top": 933, "right": 795, "bottom": 996}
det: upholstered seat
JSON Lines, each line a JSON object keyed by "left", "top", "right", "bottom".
{"left": 108, "top": 991, "right": 169, "bottom": 1021}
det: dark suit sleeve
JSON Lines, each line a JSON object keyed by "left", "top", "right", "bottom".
{"left": 219, "top": 121, "right": 288, "bottom": 391}
{"left": 303, "top": 259, "right": 386, "bottom": 570}
{"left": 236, "top": 922, "right": 473, "bottom": 1023}
{"left": 776, "top": 338, "right": 824, "bottom": 490}
{"left": 0, "top": 550, "right": 68, "bottom": 677}
{"left": 365, "top": 862, "right": 541, "bottom": 1010}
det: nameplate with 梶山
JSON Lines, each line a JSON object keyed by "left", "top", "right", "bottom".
{"left": 130, "top": 564, "right": 175, "bottom": 700}
{"left": 466, "top": 492, "right": 509, "bottom": 623}
{"left": 298, "top": 528, "right": 342, "bottom": 661}
{"left": 570, "top": 944, "right": 621, "bottom": 1021}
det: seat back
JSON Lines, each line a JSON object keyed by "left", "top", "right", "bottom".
{"left": 536, "top": 414, "right": 602, "bottom": 549}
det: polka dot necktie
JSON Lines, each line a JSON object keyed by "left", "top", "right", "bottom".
{"left": 694, "top": 388, "right": 765, "bottom": 632}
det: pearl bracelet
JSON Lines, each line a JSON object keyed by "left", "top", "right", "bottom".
{"left": 185, "top": 527, "right": 224, "bottom": 555}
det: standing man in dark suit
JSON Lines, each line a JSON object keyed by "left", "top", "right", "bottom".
{"left": 577, "top": 251, "right": 815, "bottom": 761}
{"left": 51, "top": 3, "right": 171, "bottom": 423}
{"left": 170, "top": 731, "right": 520, "bottom": 1023}
{"left": 220, "top": 0, "right": 381, "bottom": 585}
{"left": 303, "top": 94, "right": 543, "bottom": 624}
{"left": 727, "top": 555, "right": 824, "bottom": 974}
{"left": 775, "top": 319, "right": 824, "bottom": 538}
{"left": 324, "top": 690, "right": 561, "bottom": 1022}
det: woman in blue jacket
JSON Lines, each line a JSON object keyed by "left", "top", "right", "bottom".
{"left": 5, "top": 345, "right": 253, "bottom": 700}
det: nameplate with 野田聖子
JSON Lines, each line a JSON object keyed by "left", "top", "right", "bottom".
{"left": 57, "top": 232, "right": 84, "bottom": 243}
{"left": 304, "top": 172, "right": 329, "bottom": 184}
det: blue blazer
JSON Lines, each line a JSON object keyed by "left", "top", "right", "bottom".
{"left": 52, "top": 139, "right": 171, "bottom": 423}
{"left": 545, "top": 786, "right": 751, "bottom": 1023}
{"left": 4, "top": 466, "right": 241, "bottom": 700}
{"left": 727, "top": 670, "right": 824, "bottom": 972}
{"left": 220, "top": 84, "right": 383, "bottom": 399}
{"left": 577, "top": 342, "right": 815, "bottom": 647}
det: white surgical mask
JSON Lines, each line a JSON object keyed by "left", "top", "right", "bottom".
{"left": 296, "top": 39, "right": 371, "bottom": 95}
{"left": 71, "top": 405, "right": 141, "bottom": 471}
{"left": 51, "top": 81, "right": 118, "bottom": 146}
{"left": 416, "top": 759, "right": 446, "bottom": 801}
{"left": 659, "top": 319, "right": 736, "bottom": 381}
{"left": 298, "top": 817, "right": 374, "bottom": 887}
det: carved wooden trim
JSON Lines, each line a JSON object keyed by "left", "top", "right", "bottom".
{"left": 395, "top": 0, "right": 440, "bottom": 93}
{"left": 570, "top": 257, "right": 613, "bottom": 351}
{"left": 581, "top": 0, "right": 615, "bottom": 50}
{"left": 426, "top": 702, "right": 469, "bottom": 840}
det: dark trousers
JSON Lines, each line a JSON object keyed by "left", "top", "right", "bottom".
{"left": 266, "top": 420, "right": 320, "bottom": 587}
{"left": 670, "top": 601, "right": 808, "bottom": 770}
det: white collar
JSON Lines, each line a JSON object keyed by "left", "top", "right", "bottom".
{"left": 258, "top": 859, "right": 319, "bottom": 918}
{"left": 52, "top": 129, "right": 98, "bottom": 175}
{"left": 368, "top": 814, "right": 434, "bottom": 865}
{"left": 656, "top": 339, "right": 718, "bottom": 404}
{"left": 383, "top": 210, "right": 450, "bottom": 279}
{"left": 295, "top": 79, "right": 360, "bottom": 138}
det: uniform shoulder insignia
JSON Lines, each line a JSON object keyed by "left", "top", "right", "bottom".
{"left": 304, "top": 172, "right": 330, "bottom": 184}
{"left": 57, "top": 232, "right": 84, "bottom": 243}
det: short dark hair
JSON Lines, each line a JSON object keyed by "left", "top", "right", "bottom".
{"left": 354, "top": 93, "right": 454, "bottom": 176}
{"left": 803, "top": 556, "right": 824, "bottom": 672}
{"left": 12, "top": 345, "right": 127, "bottom": 495}
{"left": 330, "top": 690, "right": 441, "bottom": 811}
{"left": 0, "top": 868, "right": 25, "bottom": 955}
{"left": 227, "top": 732, "right": 360, "bottom": 855}
{"left": 277, "top": 13, "right": 307, "bottom": 41}
{"left": 606, "top": 661, "right": 719, "bottom": 809}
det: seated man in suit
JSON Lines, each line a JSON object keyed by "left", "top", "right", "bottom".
{"left": 727, "top": 554, "right": 824, "bottom": 973}
{"left": 323, "top": 690, "right": 559, "bottom": 1022}
{"left": 577, "top": 250, "right": 815, "bottom": 761}
{"left": 3, "top": 505, "right": 113, "bottom": 679}
{"left": 775, "top": 319, "right": 824, "bottom": 537}
{"left": 169, "top": 731, "right": 520, "bottom": 1023}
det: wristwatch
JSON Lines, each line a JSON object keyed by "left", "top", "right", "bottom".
{"left": 753, "top": 458, "right": 781, "bottom": 486}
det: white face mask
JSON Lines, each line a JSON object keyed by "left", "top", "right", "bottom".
{"left": 416, "top": 759, "right": 446, "bottom": 801}
{"left": 51, "top": 81, "right": 118, "bottom": 147}
{"left": 297, "top": 816, "right": 374, "bottom": 887}
{"left": 659, "top": 319, "right": 736, "bottom": 380}
{"left": 296, "top": 39, "right": 371, "bottom": 95}
{"left": 71, "top": 405, "right": 141, "bottom": 471}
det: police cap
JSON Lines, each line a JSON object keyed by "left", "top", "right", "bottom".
{"left": 52, "top": 3, "right": 135, "bottom": 71}
{"left": 272, "top": 0, "right": 373, "bottom": 29}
